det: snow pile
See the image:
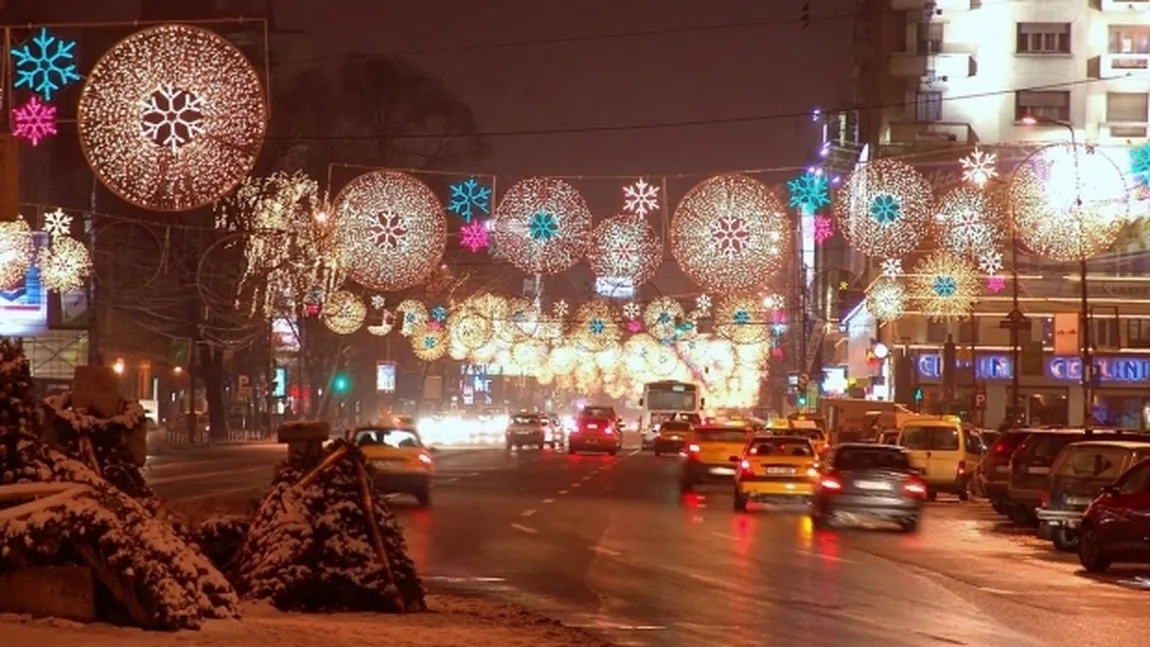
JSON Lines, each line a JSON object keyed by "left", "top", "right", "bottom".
{"left": 236, "top": 439, "right": 425, "bottom": 612}
{"left": 192, "top": 515, "right": 251, "bottom": 578}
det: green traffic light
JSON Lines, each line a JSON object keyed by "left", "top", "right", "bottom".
{"left": 333, "top": 374, "right": 350, "bottom": 394}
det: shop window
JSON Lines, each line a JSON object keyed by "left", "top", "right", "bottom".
{"left": 1026, "top": 389, "right": 1069, "bottom": 427}
{"left": 1041, "top": 317, "right": 1054, "bottom": 345}
{"left": 1091, "top": 393, "right": 1145, "bottom": 429}
{"left": 1127, "top": 319, "right": 1150, "bottom": 349}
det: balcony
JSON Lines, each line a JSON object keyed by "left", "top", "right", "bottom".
{"left": 888, "top": 121, "right": 974, "bottom": 146}
{"left": 889, "top": 52, "right": 974, "bottom": 80}
{"left": 891, "top": 0, "right": 971, "bottom": 10}
{"left": 1100, "top": 0, "right": 1150, "bottom": 12}
{"left": 1100, "top": 122, "right": 1149, "bottom": 140}
{"left": 1100, "top": 53, "right": 1150, "bottom": 78}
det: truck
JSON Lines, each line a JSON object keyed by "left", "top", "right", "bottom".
{"left": 819, "top": 398, "right": 919, "bottom": 443}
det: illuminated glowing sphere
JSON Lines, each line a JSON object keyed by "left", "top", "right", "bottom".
{"left": 321, "top": 290, "right": 367, "bottom": 335}
{"left": 932, "top": 184, "right": 1007, "bottom": 257}
{"left": 588, "top": 214, "right": 663, "bottom": 286}
{"left": 447, "top": 309, "right": 492, "bottom": 350}
{"left": 865, "top": 278, "right": 906, "bottom": 322}
{"left": 512, "top": 340, "right": 548, "bottom": 372}
{"left": 643, "top": 297, "right": 685, "bottom": 342}
{"left": 671, "top": 174, "right": 789, "bottom": 293}
{"left": 77, "top": 24, "right": 266, "bottom": 211}
{"left": 396, "top": 299, "right": 429, "bottom": 336}
{"left": 504, "top": 297, "right": 543, "bottom": 341}
{"left": 412, "top": 328, "right": 448, "bottom": 362}
{"left": 911, "top": 252, "right": 980, "bottom": 321}
{"left": 38, "top": 236, "right": 92, "bottom": 293}
{"left": 1008, "top": 143, "right": 1130, "bottom": 262}
{"left": 574, "top": 300, "right": 621, "bottom": 352}
{"left": 493, "top": 177, "right": 592, "bottom": 274}
{"left": 333, "top": 170, "right": 447, "bottom": 292}
{"left": 548, "top": 344, "right": 578, "bottom": 376}
{"left": 0, "top": 219, "right": 34, "bottom": 288}
{"left": 835, "top": 159, "right": 933, "bottom": 258}
{"left": 715, "top": 295, "right": 768, "bottom": 345}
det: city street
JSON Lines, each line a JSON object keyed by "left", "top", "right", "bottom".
{"left": 147, "top": 444, "right": 1149, "bottom": 647}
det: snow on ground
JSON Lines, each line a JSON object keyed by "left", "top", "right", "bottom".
{"left": 0, "top": 595, "right": 612, "bottom": 647}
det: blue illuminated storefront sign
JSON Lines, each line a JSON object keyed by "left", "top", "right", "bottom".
{"left": 1047, "top": 357, "right": 1150, "bottom": 383}
{"left": 916, "top": 354, "right": 1013, "bottom": 380}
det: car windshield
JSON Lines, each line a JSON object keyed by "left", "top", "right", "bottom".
{"left": 660, "top": 421, "right": 691, "bottom": 432}
{"left": 1025, "top": 434, "right": 1083, "bottom": 467}
{"left": 753, "top": 440, "right": 813, "bottom": 456}
{"left": 354, "top": 427, "right": 421, "bottom": 448}
{"left": 582, "top": 407, "right": 616, "bottom": 419}
{"left": 1056, "top": 446, "right": 1134, "bottom": 480}
{"left": 835, "top": 447, "right": 911, "bottom": 470}
{"left": 695, "top": 428, "right": 749, "bottom": 443}
{"left": 512, "top": 415, "right": 540, "bottom": 424}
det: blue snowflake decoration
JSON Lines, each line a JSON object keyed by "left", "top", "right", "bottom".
{"left": 11, "top": 27, "right": 81, "bottom": 102}
{"left": 786, "top": 170, "right": 831, "bottom": 213}
{"left": 733, "top": 309, "right": 751, "bottom": 325}
{"left": 431, "top": 305, "right": 448, "bottom": 323}
{"left": 588, "top": 318, "right": 606, "bottom": 335}
{"left": 870, "top": 193, "right": 901, "bottom": 224}
{"left": 405, "top": 311, "right": 417, "bottom": 324}
{"left": 423, "top": 335, "right": 438, "bottom": 349}
{"left": 656, "top": 311, "right": 672, "bottom": 325}
{"left": 447, "top": 177, "right": 492, "bottom": 222}
{"left": 932, "top": 275, "right": 958, "bottom": 298}
{"left": 1130, "top": 144, "right": 1150, "bottom": 189}
{"left": 674, "top": 320, "right": 695, "bottom": 340}
{"left": 528, "top": 210, "right": 559, "bottom": 241}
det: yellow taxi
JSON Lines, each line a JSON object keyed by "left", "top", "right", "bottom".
{"left": 350, "top": 423, "right": 435, "bottom": 506}
{"left": 733, "top": 435, "right": 820, "bottom": 512}
{"left": 680, "top": 425, "right": 754, "bottom": 493}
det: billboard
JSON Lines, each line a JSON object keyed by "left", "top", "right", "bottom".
{"left": 0, "top": 231, "right": 48, "bottom": 336}
{"left": 376, "top": 361, "right": 396, "bottom": 392}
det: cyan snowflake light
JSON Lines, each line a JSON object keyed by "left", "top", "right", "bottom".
{"left": 960, "top": 147, "right": 998, "bottom": 187}
{"left": 835, "top": 158, "right": 932, "bottom": 259}
{"left": 413, "top": 328, "right": 448, "bottom": 362}
{"left": 588, "top": 318, "right": 606, "bottom": 335}
{"left": 588, "top": 214, "right": 663, "bottom": 286}
{"left": 932, "top": 185, "right": 1007, "bottom": 258}
{"left": 870, "top": 193, "right": 901, "bottom": 224}
{"left": 1131, "top": 143, "right": 1150, "bottom": 189}
{"left": 880, "top": 258, "right": 903, "bottom": 278}
{"left": 42, "top": 209, "right": 72, "bottom": 238}
{"left": 493, "top": 177, "right": 592, "bottom": 275}
{"left": 459, "top": 220, "right": 489, "bottom": 253}
{"left": 812, "top": 215, "right": 834, "bottom": 244}
{"left": 528, "top": 210, "right": 559, "bottom": 241}
{"left": 911, "top": 251, "right": 979, "bottom": 321}
{"left": 431, "top": 305, "right": 448, "bottom": 323}
{"left": 866, "top": 278, "right": 906, "bottom": 322}
{"left": 932, "top": 275, "right": 957, "bottom": 297}
{"left": 733, "top": 309, "right": 751, "bottom": 325}
{"left": 11, "top": 27, "right": 81, "bottom": 101}
{"left": 623, "top": 178, "right": 660, "bottom": 216}
{"left": 447, "top": 177, "right": 492, "bottom": 222}
{"left": 12, "top": 96, "right": 57, "bottom": 146}
{"left": 987, "top": 275, "right": 1006, "bottom": 293}
{"left": 787, "top": 169, "right": 831, "bottom": 213}
{"left": 714, "top": 294, "right": 767, "bottom": 345}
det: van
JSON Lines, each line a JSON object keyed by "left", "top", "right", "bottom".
{"left": 896, "top": 420, "right": 986, "bottom": 500}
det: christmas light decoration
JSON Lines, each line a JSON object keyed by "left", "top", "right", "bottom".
{"left": 880, "top": 258, "right": 903, "bottom": 278}
{"left": 332, "top": 170, "right": 447, "bottom": 292}
{"left": 37, "top": 235, "right": 92, "bottom": 293}
{"left": 367, "top": 311, "right": 394, "bottom": 337}
{"left": 431, "top": 305, "right": 448, "bottom": 323}
{"left": 932, "top": 184, "right": 1007, "bottom": 258}
{"left": 588, "top": 214, "right": 663, "bottom": 286}
{"left": 1008, "top": 143, "right": 1130, "bottom": 262}
{"left": 321, "top": 290, "right": 367, "bottom": 335}
{"left": 459, "top": 220, "right": 489, "bottom": 252}
{"left": 627, "top": 320, "right": 643, "bottom": 333}
{"left": 623, "top": 302, "right": 641, "bottom": 321}
{"left": 371, "top": 295, "right": 386, "bottom": 310}
{"left": 865, "top": 278, "right": 906, "bottom": 322}
{"left": 911, "top": 252, "right": 979, "bottom": 321}
{"left": 812, "top": 215, "right": 833, "bottom": 244}
{"left": 447, "top": 309, "right": 492, "bottom": 350}
{"left": 987, "top": 275, "right": 1006, "bottom": 293}
{"left": 573, "top": 300, "right": 621, "bottom": 352}
{"left": 622, "top": 178, "right": 660, "bottom": 216}
{"left": 761, "top": 292, "right": 786, "bottom": 310}
{"left": 553, "top": 299, "right": 569, "bottom": 318}
{"left": 643, "top": 297, "right": 685, "bottom": 342}
{"left": 412, "top": 328, "right": 448, "bottom": 362}
{"left": 11, "top": 27, "right": 81, "bottom": 101}
{"left": 695, "top": 294, "right": 712, "bottom": 315}
{"left": 835, "top": 158, "right": 932, "bottom": 259}
{"left": 786, "top": 169, "right": 830, "bottom": 213}
{"left": 447, "top": 177, "right": 492, "bottom": 222}
{"left": 42, "top": 209, "right": 72, "bottom": 238}
{"left": 1130, "top": 143, "right": 1150, "bottom": 189}
{"left": 397, "top": 299, "right": 429, "bottom": 337}
{"left": 715, "top": 295, "right": 767, "bottom": 345}
{"left": 492, "top": 177, "right": 592, "bottom": 274}
{"left": 960, "top": 147, "right": 998, "bottom": 187}
{"left": 671, "top": 173, "right": 789, "bottom": 293}
{"left": 978, "top": 250, "right": 1003, "bottom": 275}
{"left": 0, "top": 219, "right": 33, "bottom": 288}
{"left": 77, "top": 24, "right": 267, "bottom": 212}
{"left": 12, "top": 96, "right": 57, "bottom": 146}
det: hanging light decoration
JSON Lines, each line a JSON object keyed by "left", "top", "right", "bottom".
{"left": 412, "top": 327, "right": 448, "bottom": 362}
{"left": 588, "top": 214, "right": 663, "bottom": 287}
{"left": 715, "top": 294, "right": 769, "bottom": 345}
{"left": 321, "top": 289, "right": 367, "bottom": 335}
{"left": 932, "top": 184, "right": 1008, "bottom": 259}
{"left": 38, "top": 235, "right": 92, "bottom": 293}
{"left": 911, "top": 252, "right": 980, "bottom": 321}
{"left": 0, "top": 219, "right": 34, "bottom": 288}
{"left": 834, "top": 158, "right": 933, "bottom": 259}
{"left": 865, "top": 277, "right": 906, "bottom": 322}
{"left": 492, "top": 176, "right": 593, "bottom": 275}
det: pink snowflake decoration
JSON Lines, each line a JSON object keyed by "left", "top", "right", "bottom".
{"left": 771, "top": 346, "right": 784, "bottom": 358}
{"left": 427, "top": 320, "right": 443, "bottom": 332}
{"left": 627, "top": 320, "right": 642, "bottom": 333}
{"left": 986, "top": 275, "right": 1006, "bottom": 293}
{"left": 370, "top": 212, "right": 407, "bottom": 249}
{"left": 711, "top": 216, "right": 750, "bottom": 257}
{"left": 12, "top": 96, "right": 57, "bottom": 146}
{"left": 812, "top": 215, "right": 833, "bottom": 244}
{"left": 460, "top": 220, "right": 489, "bottom": 253}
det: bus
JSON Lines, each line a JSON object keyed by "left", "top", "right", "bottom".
{"left": 638, "top": 380, "right": 704, "bottom": 448}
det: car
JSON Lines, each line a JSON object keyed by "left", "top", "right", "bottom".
{"left": 732, "top": 435, "right": 819, "bottom": 512}
{"left": 653, "top": 420, "right": 692, "bottom": 456}
{"left": 506, "top": 413, "right": 547, "bottom": 450}
{"left": 1078, "top": 457, "right": 1150, "bottom": 573}
{"left": 897, "top": 419, "right": 983, "bottom": 501}
{"left": 810, "top": 443, "right": 927, "bottom": 532}
{"left": 543, "top": 415, "right": 566, "bottom": 449}
{"left": 569, "top": 413, "right": 623, "bottom": 455}
{"left": 680, "top": 425, "right": 753, "bottom": 492}
{"left": 975, "top": 428, "right": 1033, "bottom": 516}
{"left": 351, "top": 424, "right": 434, "bottom": 507}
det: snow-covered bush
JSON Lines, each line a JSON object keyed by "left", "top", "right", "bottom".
{"left": 193, "top": 515, "right": 252, "bottom": 577}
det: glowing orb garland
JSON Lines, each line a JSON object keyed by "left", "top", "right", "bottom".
{"left": 77, "top": 24, "right": 267, "bottom": 212}
{"left": 643, "top": 297, "right": 685, "bottom": 342}
{"left": 0, "top": 220, "right": 34, "bottom": 288}
{"left": 1008, "top": 143, "right": 1130, "bottom": 262}
{"left": 38, "top": 236, "right": 92, "bottom": 293}
{"left": 493, "top": 177, "right": 592, "bottom": 274}
{"left": 574, "top": 300, "right": 621, "bottom": 352}
{"left": 834, "top": 159, "right": 932, "bottom": 259}
{"left": 715, "top": 295, "right": 768, "bottom": 345}
{"left": 333, "top": 170, "right": 447, "bottom": 292}
{"left": 321, "top": 290, "right": 367, "bottom": 335}
{"left": 670, "top": 174, "right": 789, "bottom": 293}
{"left": 447, "top": 309, "right": 492, "bottom": 350}
{"left": 412, "top": 328, "right": 448, "bottom": 362}
{"left": 911, "top": 252, "right": 980, "bottom": 321}
{"left": 588, "top": 214, "right": 663, "bottom": 286}
{"left": 865, "top": 277, "right": 906, "bottom": 322}
{"left": 12, "top": 96, "right": 57, "bottom": 146}
{"left": 932, "top": 185, "right": 1007, "bottom": 258}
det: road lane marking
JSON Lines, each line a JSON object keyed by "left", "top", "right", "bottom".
{"left": 510, "top": 523, "right": 539, "bottom": 534}
{"left": 626, "top": 449, "right": 640, "bottom": 457}
{"left": 558, "top": 490, "right": 568, "bottom": 495}
{"left": 444, "top": 477, "right": 459, "bottom": 483}
{"left": 590, "top": 545, "right": 622, "bottom": 557}
{"left": 581, "top": 475, "right": 592, "bottom": 481}
{"left": 977, "top": 587, "right": 1018, "bottom": 595}
{"left": 542, "top": 498, "right": 555, "bottom": 504}
{"left": 521, "top": 509, "right": 537, "bottom": 517}
{"left": 571, "top": 483, "right": 582, "bottom": 488}
{"left": 711, "top": 531, "right": 740, "bottom": 541}
{"left": 467, "top": 472, "right": 481, "bottom": 476}
{"left": 793, "top": 549, "right": 856, "bottom": 564}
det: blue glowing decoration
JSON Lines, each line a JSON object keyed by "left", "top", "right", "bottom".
{"left": 431, "top": 305, "right": 448, "bottom": 322}
{"left": 733, "top": 310, "right": 751, "bottom": 325}
{"left": 932, "top": 275, "right": 957, "bottom": 298}
{"left": 405, "top": 311, "right": 417, "bottom": 324}
{"left": 870, "top": 193, "right": 901, "bottom": 224}
{"left": 588, "top": 318, "right": 606, "bottom": 335}
{"left": 447, "top": 177, "right": 492, "bottom": 222}
{"left": 11, "top": 27, "right": 81, "bottom": 101}
{"left": 528, "top": 210, "right": 559, "bottom": 241}
{"left": 786, "top": 170, "right": 831, "bottom": 213}
{"left": 1131, "top": 144, "right": 1150, "bottom": 189}
{"left": 656, "top": 311, "right": 672, "bottom": 325}
{"left": 423, "top": 335, "right": 437, "bottom": 349}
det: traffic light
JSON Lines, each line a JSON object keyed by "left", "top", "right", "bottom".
{"left": 797, "top": 393, "right": 808, "bottom": 408}
{"left": 333, "top": 373, "right": 350, "bottom": 395}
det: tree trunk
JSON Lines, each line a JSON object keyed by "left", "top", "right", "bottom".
{"left": 200, "top": 345, "right": 229, "bottom": 441}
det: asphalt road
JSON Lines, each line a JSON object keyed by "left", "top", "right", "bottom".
{"left": 146, "top": 444, "right": 1149, "bottom": 647}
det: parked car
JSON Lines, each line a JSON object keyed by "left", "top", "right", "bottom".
{"left": 1037, "top": 439, "right": 1150, "bottom": 551}
{"left": 896, "top": 420, "right": 985, "bottom": 501}
{"left": 975, "top": 428, "right": 1033, "bottom": 515}
{"left": 1078, "top": 457, "right": 1150, "bottom": 573}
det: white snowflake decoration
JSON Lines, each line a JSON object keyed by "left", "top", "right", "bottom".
{"left": 880, "top": 258, "right": 903, "bottom": 278}
{"left": 761, "top": 293, "right": 785, "bottom": 310}
{"left": 42, "top": 208, "right": 72, "bottom": 238}
{"left": 960, "top": 147, "right": 998, "bottom": 187}
{"left": 978, "top": 249, "right": 1004, "bottom": 275}
{"left": 623, "top": 302, "right": 641, "bottom": 320}
{"left": 553, "top": 299, "right": 569, "bottom": 317}
{"left": 711, "top": 216, "right": 751, "bottom": 258}
{"left": 695, "top": 294, "right": 712, "bottom": 315}
{"left": 140, "top": 84, "right": 206, "bottom": 154}
{"left": 622, "top": 178, "right": 659, "bottom": 216}
{"left": 371, "top": 295, "right": 386, "bottom": 310}
{"left": 950, "top": 209, "right": 994, "bottom": 253}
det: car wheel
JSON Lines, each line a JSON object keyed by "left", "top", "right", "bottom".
{"left": 1078, "top": 525, "right": 1110, "bottom": 573}
{"left": 733, "top": 491, "right": 748, "bottom": 513}
{"left": 414, "top": 486, "right": 431, "bottom": 508}
{"left": 811, "top": 511, "right": 830, "bottom": 530}
{"left": 899, "top": 516, "right": 919, "bottom": 533}
{"left": 991, "top": 500, "right": 1005, "bottom": 514}
{"left": 1009, "top": 507, "right": 1036, "bottom": 527}
{"left": 505, "top": 443, "right": 513, "bottom": 453}
{"left": 654, "top": 449, "right": 662, "bottom": 457}
{"left": 958, "top": 488, "right": 970, "bottom": 502}
{"left": 1053, "top": 527, "right": 1080, "bottom": 552}
{"left": 679, "top": 479, "right": 694, "bottom": 494}
{"left": 927, "top": 489, "right": 938, "bottom": 502}
{"left": 608, "top": 448, "right": 618, "bottom": 456}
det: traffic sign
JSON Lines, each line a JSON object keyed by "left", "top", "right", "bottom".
{"left": 974, "top": 382, "right": 987, "bottom": 410}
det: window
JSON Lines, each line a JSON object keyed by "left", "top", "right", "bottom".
{"left": 753, "top": 440, "right": 814, "bottom": 457}
{"left": 916, "top": 22, "right": 943, "bottom": 55}
{"left": 1017, "top": 23, "right": 1071, "bottom": 54}
{"left": 926, "top": 321, "right": 949, "bottom": 344}
{"left": 915, "top": 91, "right": 942, "bottom": 122}
{"left": 582, "top": 406, "right": 617, "bottom": 418}
{"left": 1127, "top": 320, "right": 1150, "bottom": 348}
{"left": 834, "top": 447, "right": 911, "bottom": 470}
{"left": 1116, "top": 462, "right": 1150, "bottom": 494}
{"left": 354, "top": 427, "right": 421, "bottom": 448}
{"left": 695, "top": 428, "right": 750, "bottom": 443}
{"left": 1109, "top": 25, "right": 1150, "bottom": 55}
{"left": 1056, "top": 447, "right": 1126, "bottom": 480}
{"left": 1107, "top": 93, "right": 1149, "bottom": 137}
{"left": 964, "top": 430, "right": 986, "bottom": 454}
{"left": 1093, "top": 317, "right": 1120, "bottom": 349}
{"left": 900, "top": 426, "right": 958, "bottom": 450}
{"left": 1015, "top": 90, "right": 1070, "bottom": 122}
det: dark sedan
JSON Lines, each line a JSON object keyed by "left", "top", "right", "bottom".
{"left": 811, "top": 443, "right": 928, "bottom": 533}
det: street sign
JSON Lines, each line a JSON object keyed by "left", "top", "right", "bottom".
{"left": 974, "top": 382, "right": 987, "bottom": 410}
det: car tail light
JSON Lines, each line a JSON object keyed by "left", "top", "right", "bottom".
{"left": 903, "top": 479, "right": 927, "bottom": 497}
{"left": 739, "top": 459, "right": 752, "bottom": 473}
{"left": 956, "top": 460, "right": 966, "bottom": 476}
{"left": 818, "top": 445, "right": 830, "bottom": 456}
{"left": 686, "top": 443, "right": 701, "bottom": 458}
{"left": 749, "top": 446, "right": 758, "bottom": 455}
{"left": 604, "top": 427, "right": 614, "bottom": 435}
{"left": 818, "top": 475, "right": 842, "bottom": 491}
{"left": 1041, "top": 492, "right": 1050, "bottom": 507}
{"left": 806, "top": 467, "right": 819, "bottom": 478}
{"left": 418, "top": 453, "right": 433, "bottom": 465}
{"left": 992, "top": 440, "right": 1011, "bottom": 455}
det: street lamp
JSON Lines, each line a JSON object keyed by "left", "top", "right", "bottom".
{"left": 112, "top": 358, "right": 125, "bottom": 375}
{"left": 1020, "top": 114, "right": 1093, "bottom": 431}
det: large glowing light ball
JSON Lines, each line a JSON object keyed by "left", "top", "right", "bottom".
{"left": 835, "top": 158, "right": 933, "bottom": 259}
{"left": 865, "top": 277, "right": 906, "bottom": 322}
{"left": 671, "top": 174, "right": 789, "bottom": 293}
{"left": 715, "top": 295, "right": 768, "bottom": 345}
{"left": 0, "top": 219, "right": 34, "bottom": 288}
{"left": 493, "top": 177, "right": 592, "bottom": 274}
{"left": 574, "top": 300, "right": 621, "bottom": 353}
{"left": 1008, "top": 143, "right": 1130, "bottom": 262}
{"left": 321, "top": 290, "right": 367, "bottom": 335}
{"left": 77, "top": 24, "right": 267, "bottom": 211}
{"left": 588, "top": 214, "right": 663, "bottom": 286}
{"left": 911, "top": 252, "right": 980, "bottom": 321}
{"left": 38, "top": 236, "right": 92, "bottom": 293}
{"left": 333, "top": 170, "right": 447, "bottom": 292}
{"left": 931, "top": 184, "right": 1007, "bottom": 258}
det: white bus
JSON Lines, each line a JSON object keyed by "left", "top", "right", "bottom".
{"left": 638, "top": 380, "right": 704, "bottom": 449}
